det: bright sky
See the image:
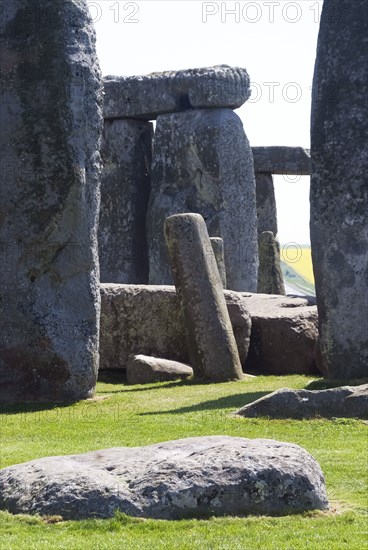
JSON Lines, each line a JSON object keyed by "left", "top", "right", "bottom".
{"left": 90, "top": 0, "right": 323, "bottom": 245}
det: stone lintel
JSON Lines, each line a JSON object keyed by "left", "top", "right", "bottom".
{"left": 252, "top": 146, "right": 311, "bottom": 175}
{"left": 103, "top": 65, "right": 250, "bottom": 120}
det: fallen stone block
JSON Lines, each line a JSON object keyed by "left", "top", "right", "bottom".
{"left": 127, "top": 355, "right": 193, "bottom": 385}
{"left": 100, "top": 284, "right": 251, "bottom": 371}
{"left": 235, "top": 384, "right": 368, "bottom": 419}
{"left": 0, "top": 436, "right": 328, "bottom": 520}
{"left": 240, "top": 293, "right": 319, "bottom": 375}
{"left": 103, "top": 65, "right": 251, "bottom": 120}
{"left": 252, "top": 147, "right": 311, "bottom": 175}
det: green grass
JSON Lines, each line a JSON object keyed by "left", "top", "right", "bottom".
{"left": 1, "top": 374, "right": 367, "bottom": 549}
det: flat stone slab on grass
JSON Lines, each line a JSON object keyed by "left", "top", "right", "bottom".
{"left": 235, "top": 385, "right": 368, "bottom": 420}
{"left": 104, "top": 65, "right": 251, "bottom": 119}
{"left": 127, "top": 355, "right": 193, "bottom": 385}
{"left": 252, "top": 147, "right": 311, "bottom": 175}
{"left": 0, "top": 436, "right": 328, "bottom": 520}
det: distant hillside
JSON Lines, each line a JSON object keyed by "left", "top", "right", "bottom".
{"left": 280, "top": 245, "right": 315, "bottom": 296}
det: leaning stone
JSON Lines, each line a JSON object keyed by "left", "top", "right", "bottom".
{"left": 164, "top": 214, "right": 244, "bottom": 381}
{"left": 99, "top": 119, "right": 153, "bottom": 283}
{"left": 147, "top": 109, "right": 258, "bottom": 291}
{"left": 240, "top": 293, "right": 319, "bottom": 375}
{"left": 255, "top": 173, "right": 278, "bottom": 236}
{"left": 310, "top": 0, "right": 368, "bottom": 379}
{"left": 99, "top": 284, "right": 252, "bottom": 371}
{"left": 126, "top": 355, "right": 193, "bottom": 385}
{"left": 235, "top": 384, "right": 368, "bottom": 420}
{"left": 252, "top": 147, "right": 311, "bottom": 175}
{"left": 0, "top": 435, "right": 329, "bottom": 520}
{"left": 103, "top": 65, "right": 251, "bottom": 120}
{"left": 257, "top": 232, "right": 285, "bottom": 295}
{"left": 0, "top": 0, "right": 103, "bottom": 402}
{"left": 210, "top": 237, "right": 227, "bottom": 288}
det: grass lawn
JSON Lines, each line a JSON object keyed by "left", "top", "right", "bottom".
{"left": 1, "top": 374, "right": 367, "bottom": 549}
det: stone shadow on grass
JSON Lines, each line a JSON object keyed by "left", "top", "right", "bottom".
{"left": 138, "top": 391, "right": 270, "bottom": 416}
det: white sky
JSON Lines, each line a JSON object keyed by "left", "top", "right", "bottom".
{"left": 90, "top": 0, "right": 323, "bottom": 245}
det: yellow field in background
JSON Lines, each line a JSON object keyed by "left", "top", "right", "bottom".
{"left": 281, "top": 246, "right": 315, "bottom": 285}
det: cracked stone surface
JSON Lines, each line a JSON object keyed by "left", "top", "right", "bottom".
{"left": 0, "top": 436, "right": 328, "bottom": 519}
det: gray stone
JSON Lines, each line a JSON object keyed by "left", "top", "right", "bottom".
{"left": 240, "top": 293, "right": 319, "bottom": 375}
{"left": 103, "top": 65, "right": 251, "bottom": 120}
{"left": 255, "top": 172, "right": 278, "bottom": 236}
{"left": 147, "top": 109, "right": 258, "bottom": 291}
{"left": 252, "top": 147, "right": 311, "bottom": 175}
{"left": 126, "top": 355, "right": 193, "bottom": 385}
{"left": 0, "top": 0, "right": 103, "bottom": 402}
{"left": 258, "top": 232, "right": 285, "bottom": 295}
{"left": 164, "top": 214, "right": 243, "bottom": 381}
{"left": 0, "top": 436, "right": 329, "bottom": 520}
{"left": 210, "top": 237, "right": 227, "bottom": 288}
{"left": 99, "top": 119, "right": 153, "bottom": 284}
{"left": 100, "top": 284, "right": 252, "bottom": 371}
{"left": 235, "top": 384, "right": 368, "bottom": 420}
{"left": 310, "top": 0, "right": 368, "bottom": 379}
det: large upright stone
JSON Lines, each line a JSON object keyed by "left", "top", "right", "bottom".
{"left": 210, "top": 237, "right": 227, "bottom": 288}
{"left": 310, "top": 0, "right": 368, "bottom": 379}
{"left": 257, "top": 232, "right": 285, "bottom": 295}
{"left": 164, "top": 214, "right": 244, "bottom": 381}
{"left": 99, "top": 119, "right": 153, "bottom": 283}
{"left": 255, "top": 173, "right": 278, "bottom": 236}
{"left": 0, "top": 0, "right": 103, "bottom": 402}
{"left": 147, "top": 109, "right": 258, "bottom": 291}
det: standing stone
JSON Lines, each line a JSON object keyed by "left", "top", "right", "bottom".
{"left": 0, "top": 0, "right": 103, "bottom": 402}
{"left": 310, "top": 0, "right": 368, "bottom": 379}
{"left": 210, "top": 237, "right": 227, "bottom": 288}
{"left": 164, "top": 214, "right": 244, "bottom": 381}
{"left": 255, "top": 173, "right": 278, "bottom": 236}
{"left": 99, "top": 119, "right": 153, "bottom": 283}
{"left": 147, "top": 109, "right": 258, "bottom": 292}
{"left": 257, "top": 232, "right": 285, "bottom": 295}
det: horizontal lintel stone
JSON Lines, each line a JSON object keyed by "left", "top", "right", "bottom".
{"left": 252, "top": 146, "right": 311, "bottom": 175}
{"left": 103, "top": 65, "right": 251, "bottom": 120}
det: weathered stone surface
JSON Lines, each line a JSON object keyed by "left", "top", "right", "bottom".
{"left": 103, "top": 65, "right": 251, "bottom": 120}
{"left": 147, "top": 109, "right": 258, "bottom": 291}
{"left": 210, "top": 237, "right": 227, "bottom": 288}
{"left": 236, "top": 384, "right": 368, "bottom": 420}
{"left": 100, "top": 285, "right": 251, "bottom": 371}
{"left": 310, "top": 0, "right": 368, "bottom": 379}
{"left": 240, "top": 293, "right": 319, "bottom": 375}
{"left": 126, "top": 355, "right": 193, "bottom": 385}
{"left": 164, "top": 214, "right": 243, "bottom": 381}
{"left": 258, "top": 232, "right": 285, "bottom": 295}
{"left": 0, "top": 436, "right": 329, "bottom": 519}
{"left": 255, "top": 173, "right": 278, "bottom": 236}
{"left": 0, "top": 0, "right": 103, "bottom": 402}
{"left": 99, "top": 119, "right": 153, "bottom": 283}
{"left": 252, "top": 147, "right": 311, "bottom": 175}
